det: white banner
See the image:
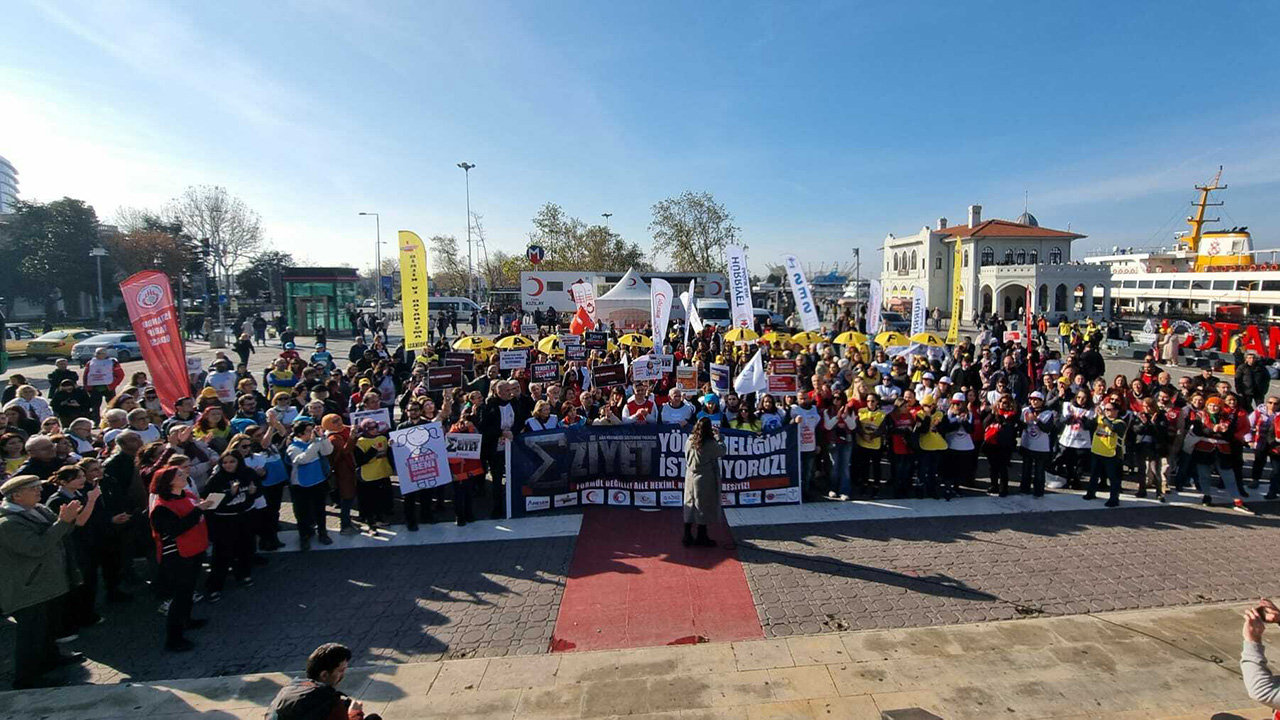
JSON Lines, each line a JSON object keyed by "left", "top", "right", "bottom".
{"left": 350, "top": 408, "right": 392, "bottom": 434}
{"left": 781, "top": 254, "right": 821, "bottom": 332}
{"left": 726, "top": 244, "right": 754, "bottom": 330}
{"left": 867, "top": 280, "right": 883, "bottom": 336}
{"left": 681, "top": 279, "right": 702, "bottom": 348}
{"left": 733, "top": 348, "right": 768, "bottom": 395}
{"left": 570, "top": 281, "right": 597, "bottom": 322}
{"left": 631, "top": 355, "right": 662, "bottom": 382}
{"left": 445, "top": 432, "right": 482, "bottom": 460}
{"left": 389, "top": 422, "right": 451, "bottom": 493}
{"left": 910, "top": 286, "right": 927, "bottom": 336}
{"left": 650, "top": 278, "right": 673, "bottom": 350}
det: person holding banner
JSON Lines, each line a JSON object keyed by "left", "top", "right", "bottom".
{"left": 353, "top": 420, "right": 394, "bottom": 535}
{"left": 480, "top": 381, "right": 524, "bottom": 519}
{"left": 683, "top": 417, "right": 725, "bottom": 548}
{"left": 447, "top": 411, "right": 482, "bottom": 526}
{"left": 525, "top": 401, "right": 560, "bottom": 432}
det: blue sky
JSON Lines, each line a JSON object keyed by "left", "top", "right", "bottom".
{"left": 3, "top": 0, "right": 1279, "bottom": 276}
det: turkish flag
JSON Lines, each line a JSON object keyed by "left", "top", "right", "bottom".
{"left": 569, "top": 305, "right": 595, "bottom": 335}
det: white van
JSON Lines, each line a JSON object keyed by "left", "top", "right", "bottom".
{"left": 430, "top": 297, "right": 482, "bottom": 322}
{"left": 695, "top": 298, "right": 731, "bottom": 328}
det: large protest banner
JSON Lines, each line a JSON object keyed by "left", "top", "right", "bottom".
{"left": 389, "top": 422, "right": 451, "bottom": 493}
{"left": 119, "top": 271, "right": 187, "bottom": 413}
{"left": 507, "top": 424, "right": 802, "bottom": 518}
{"left": 399, "top": 231, "right": 430, "bottom": 350}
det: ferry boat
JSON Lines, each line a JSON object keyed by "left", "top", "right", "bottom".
{"left": 1083, "top": 167, "right": 1280, "bottom": 321}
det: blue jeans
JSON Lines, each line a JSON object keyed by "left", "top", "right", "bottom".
{"left": 829, "top": 443, "right": 852, "bottom": 496}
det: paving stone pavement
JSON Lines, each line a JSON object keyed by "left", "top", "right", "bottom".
{"left": 735, "top": 504, "right": 1280, "bottom": 638}
{"left": 0, "top": 538, "right": 574, "bottom": 686}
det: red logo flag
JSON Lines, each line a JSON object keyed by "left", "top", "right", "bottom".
{"left": 569, "top": 305, "right": 595, "bottom": 335}
{"left": 119, "top": 271, "right": 188, "bottom": 413}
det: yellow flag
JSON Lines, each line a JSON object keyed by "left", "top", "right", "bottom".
{"left": 399, "top": 231, "right": 430, "bottom": 350}
{"left": 946, "top": 240, "right": 964, "bottom": 345}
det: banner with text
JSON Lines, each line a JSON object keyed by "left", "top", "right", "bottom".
{"left": 399, "top": 230, "right": 430, "bottom": 350}
{"left": 508, "top": 424, "right": 801, "bottom": 517}
{"left": 782, "top": 254, "right": 821, "bottom": 332}
{"left": 119, "top": 271, "right": 188, "bottom": 414}
{"left": 726, "top": 244, "right": 754, "bottom": 330}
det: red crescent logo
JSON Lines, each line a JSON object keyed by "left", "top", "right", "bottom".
{"left": 528, "top": 277, "right": 545, "bottom": 297}
{"left": 627, "top": 277, "right": 637, "bottom": 287}
{"left": 612, "top": 491, "right": 626, "bottom": 503}
{"left": 709, "top": 281, "right": 722, "bottom": 295}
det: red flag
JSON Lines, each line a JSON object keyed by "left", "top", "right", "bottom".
{"left": 569, "top": 305, "right": 595, "bottom": 335}
{"left": 119, "top": 271, "right": 188, "bottom": 414}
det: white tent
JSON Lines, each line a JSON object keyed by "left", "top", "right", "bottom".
{"left": 595, "top": 268, "right": 651, "bottom": 329}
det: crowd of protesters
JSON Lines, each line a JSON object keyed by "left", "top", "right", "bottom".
{"left": 1, "top": 302, "right": 1275, "bottom": 687}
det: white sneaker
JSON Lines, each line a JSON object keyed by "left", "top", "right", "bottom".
{"left": 838, "top": 494, "right": 851, "bottom": 501}
{"left": 827, "top": 491, "right": 838, "bottom": 498}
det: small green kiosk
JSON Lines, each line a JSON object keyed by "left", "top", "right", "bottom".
{"left": 282, "top": 267, "right": 359, "bottom": 335}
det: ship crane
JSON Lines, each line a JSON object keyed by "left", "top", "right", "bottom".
{"left": 1183, "top": 165, "right": 1225, "bottom": 256}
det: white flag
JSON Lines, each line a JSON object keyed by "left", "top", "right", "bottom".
{"left": 570, "top": 281, "right": 597, "bottom": 322}
{"left": 650, "top": 278, "right": 673, "bottom": 350}
{"left": 733, "top": 348, "right": 768, "bottom": 395}
{"left": 681, "top": 280, "right": 703, "bottom": 348}
{"left": 782, "top": 254, "right": 821, "bottom": 332}
{"left": 867, "top": 280, "right": 883, "bottom": 336}
{"left": 910, "top": 286, "right": 927, "bottom": 336}
{"left": 726, "top": 244, "right": 754, "bottom": 330}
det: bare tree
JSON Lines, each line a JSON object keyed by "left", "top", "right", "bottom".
{"left": 166, "top": 186, "right": 264, "bottom": 330}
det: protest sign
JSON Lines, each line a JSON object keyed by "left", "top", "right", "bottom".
{"left": 652, "top": 353, "right": 674, "bottom": 372}
{"left": 583, "top": 331, "right": 608, "bottom": 350}
{"left": 710, "top": 363, "right": 731, "bottom": 395}
{"left": 427, "top": 365, "right": 463, "bottom": 390}
{"left": 631, "top": 355, "right": 662, "bottom": 382}
{"left": 1003, "top": 331, "right": 1023, "bottom": 344}
{"left": 565, "top": 344, "right": 588, "bottom": 362}
{"left": 531, "top": 362, "right": 561, "bottom": 382}
{"left": 558, "top": 333, "right": 581, "bottom": 347}
{"left": 350, "top": 408, "right": 392, "bottom": 434}
{"left": 444, "top": 352, "right": 475, "bottom": 371}
{"left": 675, "top": 365, "right": 698, "bottom": 390}
{"left": 446, "top": 432, "right": 482, "bottom": 460}
{"left": 592, "top": 363, "right": 626, "bottom": 387}
{"left": 770, "top": 359, "right": 797, "bottom": 375}
{"left": 499, "top": 349, "right": 529, "bottom": 370}
{"left": 186, "top": 356, "right": 203, "bottom": 376}
{"left": 767, "top": 374, "right": 798, "bottom": 394}
{"left": 389, "top": 422, "right": 451, "bottom": 493}
{"left": 508, "top": 424, "right": 801, "bottom": 517}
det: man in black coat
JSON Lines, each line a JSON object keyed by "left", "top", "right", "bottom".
{"left": 1078, "top": 343, "right": 1106, "bottom": 382}
{"left": 1236, "top": 351, "right": 1271, "bottom": 409}
{"left": 479, "top": 380, "right": 527, "bottom": 519}
{"left": 46, "top": 359, "right": 78, "bottom": 391}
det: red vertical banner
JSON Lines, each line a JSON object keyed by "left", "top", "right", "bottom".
{"left": 119, "top": 271, "right": 188, "bottom": 413}
{"left": 1025, "top": 286, "right": 1034, "bottom": 380}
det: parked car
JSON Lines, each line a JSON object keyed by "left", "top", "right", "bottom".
{"left": 71, "top": 333, "right": 142, "bottom": 364}
{"left": 361, "top": 298, "right": 377, "bottom": 308}
{"left": 879, "top": 311, "right": 910, "bottom": 333}
{"left": 2, "top": 326, "right": 37, "bottom": 357}
{"left": 26, "top": 328, "right": 98, "bottom": 358}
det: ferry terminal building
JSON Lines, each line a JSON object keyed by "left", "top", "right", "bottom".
{"left": 879, "top": 204, "right": 1112, "bottom": 326}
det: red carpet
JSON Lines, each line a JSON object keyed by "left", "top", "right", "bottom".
{"left": 550, "top": 507, "right": 764, "bottom": 652}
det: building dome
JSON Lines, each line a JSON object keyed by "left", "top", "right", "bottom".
{"left": 1015, "top": 211, "right": 1039, "bottom": 227}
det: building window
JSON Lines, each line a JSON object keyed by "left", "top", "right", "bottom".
{"left": 1015, "top": 250, "right": 1027, "bottom": 265}
{"left": 980, "top": 247, "right": 994, "bottom": 266}
{"left": 893, "top": 254, "right": 898, "bottom": 271}
{"left": 1049, "top": 247, "right": 1062, "bottom": 265}
{"left": 911, "top": 249, "right": 917, "bottom": 270}
{"left": 1004, "top": 249, "right": 1014, "bottom": 265}
{"left": 1029, "top": 249, "right": 1038, "bottom": 264}
{"left": 963, "top": 249, "right": 969, "bottom": 268}
{"left": 935, "top": 255, "right": 943, "bottom": 270}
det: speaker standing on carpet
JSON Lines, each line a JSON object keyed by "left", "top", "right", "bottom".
{"left": 683, "top": 417, "right": 724, "bottom": 548}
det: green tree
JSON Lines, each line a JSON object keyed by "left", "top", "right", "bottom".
{"left": 0, "top": 197, "right": 102, "bottom": 316}
{"left": 648, "top": 191, "right": 741, "bottom": 273}
{"left": 524, "top": 202, "right": 652, "bottom": 273}
{"left": 235, "top": 250, "right": 295, "bottom": 299}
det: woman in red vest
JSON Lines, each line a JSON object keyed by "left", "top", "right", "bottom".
{"left": 149, "top": 464, "right": 214, "bottom": 652}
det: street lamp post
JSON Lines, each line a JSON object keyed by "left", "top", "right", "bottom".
{"left": 359, "top": 212, "right": 382, "bottom": 319}
{"left": 89, "top": 247, "right": 108, "bottom": 326}
{"left": 602, "top": 212, "right": 612, "bottom": 228}
{"left": 457, "top": 162, "right": 476, "bottom": 303}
